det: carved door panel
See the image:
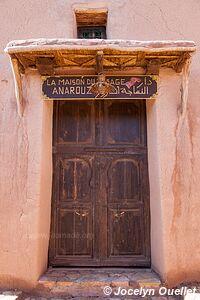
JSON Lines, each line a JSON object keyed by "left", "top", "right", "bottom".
{"left": 49, "top": 100, "right": 150, "bottom": 266}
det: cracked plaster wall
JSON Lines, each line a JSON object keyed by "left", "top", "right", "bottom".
{"left": 0, "top": 0, "right": 200, "bottom": 289}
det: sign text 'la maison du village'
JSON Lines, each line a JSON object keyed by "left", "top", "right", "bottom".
{"left": 42, "top": 75, "right": 158, "bottom": 100}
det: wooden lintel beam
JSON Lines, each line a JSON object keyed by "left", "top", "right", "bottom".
{"left": 136, "top": 52, "right": 146, "bottom": 65}
{"left": 36, "top": 57, "right": 55, "bottom": 75}
{"left": 75, "top": 8, "right": 108, "bottom": 26}
{"left": 96, "top": 51, "right": 104, "bottom": 74}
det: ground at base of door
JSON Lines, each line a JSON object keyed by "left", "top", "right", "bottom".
{"left": 37, "top": 268, "right": 161, "bottom": 297}
{"left": 0, "top": 269, "right": 199, "bottom": 299}
{"left": 0, "top": 292, "right": 186, "bottom": 300}
{"left": 0, "top": 290, "right": 200, "bottom": 300}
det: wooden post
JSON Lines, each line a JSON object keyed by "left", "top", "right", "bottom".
{"left": 96, "top": 50, "right": 104, "bottom": 74}
{"left": 36, "top": 57, "right": 55, "bottom": 75}
{"left": 146, "top": 59, "right": 161, "bottom": 75}
{"left": 10, "top": 57, "right": 24, "bottom": 117}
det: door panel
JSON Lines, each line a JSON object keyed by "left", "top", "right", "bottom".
{"left": 107, "top": 158, "right": 140, "bottom": 202}
{"left": 55, "top": 101, "right": 95, "bottom": 145}
{"left": 59, "top": 157, "right": 93, "bottom": 202}
{"left": 104, "top": 101, "right": 146, "bottom": 146}
{"left": 108, "top": 208, "right": 143, "bottom": 256}
{"left": 49, "top": 99, "right": 150, "bottom": 267}
{"left": 58, "top": 207, "right": 93, "bottom": 256}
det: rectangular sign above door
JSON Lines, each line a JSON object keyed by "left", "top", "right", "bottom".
{"left": 42, "top": 75, "right": 158, "bottom": 100}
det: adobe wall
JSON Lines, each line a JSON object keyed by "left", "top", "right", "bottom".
{"left": 147, "top": 68, "right": 200, "bottom": 286}
{"left": 0, "top": 0, "right": 199, "bottom": 289}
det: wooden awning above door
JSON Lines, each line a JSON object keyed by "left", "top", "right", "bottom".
{"left": 5, "top": 39, "right": 196, "bottom": 74}
{"left": 5, "top": 39, "right": 196, "bottom": 116}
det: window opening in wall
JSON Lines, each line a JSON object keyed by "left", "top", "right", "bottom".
{"left": 75, "top": 8, "right": 107, "bottom": 39}
{"left": 78, "top": 26, "right": 106, "bottom": 39}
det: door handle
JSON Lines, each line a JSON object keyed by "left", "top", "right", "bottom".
{"left": 113, "top": 211, "right": 125, "bottom": 218}
{"left": 74, "top": 209, "right": 89, "bottom": 217}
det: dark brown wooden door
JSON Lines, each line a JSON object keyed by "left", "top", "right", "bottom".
{"left": 49, "top": 100, "right": 150, "bottom": 267}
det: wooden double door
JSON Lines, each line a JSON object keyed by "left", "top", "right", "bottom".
{"left": 49, "top": 99, "right": 150, "bottom": 267}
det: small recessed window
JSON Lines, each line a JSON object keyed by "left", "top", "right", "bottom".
{"left": 78, "top": 26, "right": 106, "bottom": 39}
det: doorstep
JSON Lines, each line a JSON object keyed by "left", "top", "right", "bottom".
{"left": 37, "top": 268, "right": 161, "bottom": 298}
